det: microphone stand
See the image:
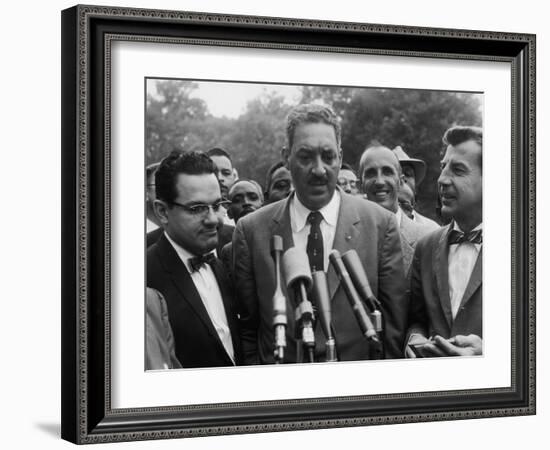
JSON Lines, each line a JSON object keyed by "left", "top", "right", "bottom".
{"left": 312, "top": 271, "right": 337, "bottom": 362}
{"left": 282, "top": 247, "right": 316, "bottom": 363}
{"left": 271, "top": 235, "right": 287, "bottom": 363}
{"left": 342, "top": 250, "right": 384, "bottom": 334}
{"left": 294, "top": 282, "right": 315, "bottom": 363}
{"left": 329, "top": 250, "right": 383, "bottom": 360}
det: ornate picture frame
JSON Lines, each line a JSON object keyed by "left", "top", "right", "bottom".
{"left": 61, "top": 4, "right": 535, "bottom": 444}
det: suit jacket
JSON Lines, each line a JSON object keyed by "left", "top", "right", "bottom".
{"left": 407, "top": 224, "right": 482, "bottom": 343}
{"left": 413, "top": 211, "right": 440, "bottom": 232}
{"left": 399, "top": 212, "right": 440, "bottom": 276}
{"left": 147, "top": 234, "right": 242, "bottom": 368}
{"left": 233, "top": 191, "right": 407, "bottom": 364}
{"left": 145, "top": 288, "right": 182, "bottom": 370}
{"left": 147, "top": 224, "right": 234, "bottom": 256}
{"left": 146, "top": 227, "right": 163, "bottom": 248}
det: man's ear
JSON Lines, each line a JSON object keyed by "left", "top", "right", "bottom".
{"left": 281, "top": 146, "right": 290, "bottom": 167}
{"left": 233, "top": 168, "right": 239, "bottom": 180}
{"left": 227, "top": 205, "right": 234, "bottom": 220}
{"left": 154, "top": 200, "right": 170, "bottom": 226}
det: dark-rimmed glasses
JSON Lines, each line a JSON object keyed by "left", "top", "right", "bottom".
{"left": 169, "top": 200, "right": 230, "bottom": 217}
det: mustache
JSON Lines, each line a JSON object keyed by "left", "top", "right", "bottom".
{"left": 307, "top": 174, "right": 329, "bottom": 185}
{"left": 238, "top": 206, "right": 257, "bottom": 219}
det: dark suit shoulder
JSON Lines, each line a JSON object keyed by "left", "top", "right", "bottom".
{"left": 239, "top": 199, "right": 286, "bottom": 227}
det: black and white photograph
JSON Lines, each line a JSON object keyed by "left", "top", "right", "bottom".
{"left": 144, "top": 78, "right": 484, "bottom": 370}
{"left": 57, "top": 3, "right": 537, "bottom": 445}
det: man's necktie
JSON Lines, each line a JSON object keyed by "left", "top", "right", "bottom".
{"left": 306, "top": 211, "right": 324, "bottom": 272}
{"left": 189, "top": 252, "right": 216, "bottom": 272}
{"left": 448, "top": 229, "right": 482, "bottom": 246}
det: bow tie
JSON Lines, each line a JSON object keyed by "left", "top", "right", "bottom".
{"left": 189, "top": 253, "right": 216, "bottom": 272}
{"left": 448, "top": 229, "right": 482, "bottom": 246}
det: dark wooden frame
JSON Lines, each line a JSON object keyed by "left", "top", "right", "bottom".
{"left": 61, "top": 4, "right": 536, "bottom": 444}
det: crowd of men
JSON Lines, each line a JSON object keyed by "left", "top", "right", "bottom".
{"left": 145, "top": 103, "right": 483, "bottom": 370}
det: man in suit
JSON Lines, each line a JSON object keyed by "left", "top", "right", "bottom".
{"left": 233, "top": 104, "right": 407, "bottom": 364}
{"left": 145, "top": 287, "right": 182, "bottom": 370}
{"left": 207, "top": 147, "right": 238, "bottom": 227}
{"left": 337, "top": 163, "right": 360, "bottom": 195}
{"left": 220, "top": 179, "right": 264, "bottom": 280}
{"left": 359, "top": 145, "right": 436, "bottom": 275}
{"left": 406, "top": 126, "right": 483, "bottom": 357}
{"left": 147, "top": 150, "right": 241, "bottom": 368}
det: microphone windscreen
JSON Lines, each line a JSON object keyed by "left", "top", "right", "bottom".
{"left": 342, "top": 250, "right": 375, "bottom": 299}
{"left": 282, "top": 247, "right": 312, "bottom": 291}
{"left": 271, "top": 235, "right": 283, "bottom": 254}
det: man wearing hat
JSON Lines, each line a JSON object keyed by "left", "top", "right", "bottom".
{"left": 393, "top": 146, "right": 439, "bottom": 232}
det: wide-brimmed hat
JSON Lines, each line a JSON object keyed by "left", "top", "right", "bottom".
{"left": 393, "top": 146, "right": 427, "bottom": 186}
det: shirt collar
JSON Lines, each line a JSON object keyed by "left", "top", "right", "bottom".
{"left": 395, "top": 207, "right": 403, "bottom": 227}
{"left": 452, "top": 222, "right": 483, "bottom": 233}
{"left": 290, "top": 190, "right": 341, "bottom": 233}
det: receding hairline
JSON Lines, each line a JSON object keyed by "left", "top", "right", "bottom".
{"left": 359, "top": 145, "right": 402, "bottom": 176}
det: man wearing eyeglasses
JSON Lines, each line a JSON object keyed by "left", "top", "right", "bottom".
{"left": 146, "top": 150, "right": 241, "bottom": 368}
{"left": 233, "top": 104, "right": 407, "bottom": 364}
{"left": 336, "top": 163, "right": 359, "bottom": 195}
{"left": 358, "top": 145, "right": 434, "bottom": 275}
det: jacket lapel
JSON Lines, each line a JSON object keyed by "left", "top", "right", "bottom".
{"left": 158, "top": 235, "right": 230, "bottom": 358}
{"left": 458, "top": 247, "right": 482, "bottom": 310}
{"left": 434, "top": 225, "right": 453, "bottom": 330}
{"left": 399, "top": 216, "right": 416, "bottom": 274}
{"left": 271, "top": 196, "right": 295, "bottom": 252}
{"left": 271, "top": 197, "right": 296, "bottom": 305}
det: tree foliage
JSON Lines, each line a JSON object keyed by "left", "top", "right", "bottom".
{"left": 146, "top": 80, "right": 482, "bottom": 219}
{"left": 300, "top": 86, "right": 482, "bottom": 218}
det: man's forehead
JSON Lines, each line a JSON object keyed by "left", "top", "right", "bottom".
{"left": 339, "top": 169, "right": 357, "bottom": 180}
{"left": 230, "top": 181, "right": 260, "bottom": 197}
{"left": 272, "top": 167, "right": 291, "bottom": 181}
{"left": 175, "top": 173, "right": 220, "bottom": 200}
{"left": 363, "top": 148, "right": 400, "bottom": 169}
{"left": 401, "top": 163, "right": 416, "bottom": 173}
{"left": 292, "top": 122, "right": 338, "bottom": 145}
{"left": 210, "top": 154, "right": 233, "bottom": 169}
{"left": 444, "top": 140, "right": 482, "bottom": 162}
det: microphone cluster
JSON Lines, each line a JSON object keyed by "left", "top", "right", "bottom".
{"left": 271, "top": 235, "right": 384, "bottom": 363}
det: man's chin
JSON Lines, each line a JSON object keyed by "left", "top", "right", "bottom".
{"left": 301, "top": 192, "right": 332, "bottom": 210}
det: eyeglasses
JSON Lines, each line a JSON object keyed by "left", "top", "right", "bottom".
{"left": 169, "top": 200, "right": 231, "bottom": 216}
{"left": 337, "top": 179, "right": 358, "bottom": 189}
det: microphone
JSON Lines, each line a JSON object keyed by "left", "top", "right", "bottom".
{"left": 341, "top": 250, "right": 382, "bottom": 332}
{"left": 329, "top": 249, "right": 378, "bottom": 342}
{"left": 312, "top": 271, "right": 337, "bottom": 362}
{"left": 282, "top": 247, "right": 315, "bottom": 363}
{"left": 271, "top": 235, "right": 287, "bottom": 363}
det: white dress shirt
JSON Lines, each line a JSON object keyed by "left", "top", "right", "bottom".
{"left": 164, "top": 233, "right": 235, "bottom": 363}
{"left": 448, "top": 223, "right": 482, "bottom": 319}
{"left": 146, "top": 218, "right": 159, "bottom": 233}
{"left": 289, "top": 191, "right": 341, "bottom": 272}
{"left": 394, "top": 207, "right": 403, "bottom": 228}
